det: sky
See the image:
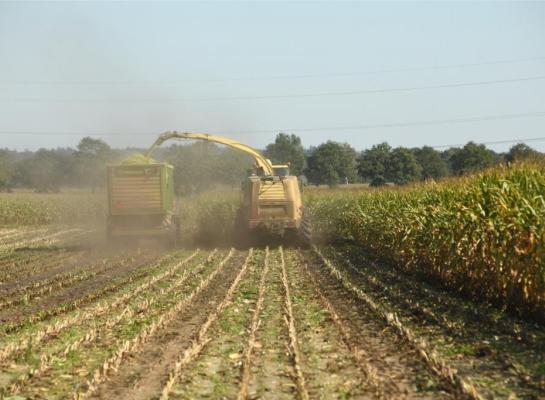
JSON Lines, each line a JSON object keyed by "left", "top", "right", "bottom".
{"left": 0, "top": 1, "right": 544, "bottom": 152}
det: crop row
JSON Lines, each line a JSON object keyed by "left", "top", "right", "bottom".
{"left": 74, "top": 248, "right": 236, "bottom": 399}
{"left": 296, "top": 254, "right": 385, "bottom": 395}
{"left": 312, "top": 246, "right": 484, "bottom": 399}
{"left": 0, "top": 249, "right": 78, "bottom": 284}
{"left": 0, "top": 250, "right": 204, "bottom": 366}
{"left": 159, "top": 248, "right": 253, "bottom": 400}
{"left": 5, "top": 250, "right": 215, "bottom": 396}
{"left": 0, "top": 251, "right": 178, "bottom": 334}
{"left": 279, "top": 247, "right": 310, "bottom": 400}
{"left": 0, "top": 252, "right": 136, "bottom": 310}
{"left": 237, "top": 248, "right": 271, "bottom": 400}
{"left": 327, "top": 245, "right": 545, "bottom": 395}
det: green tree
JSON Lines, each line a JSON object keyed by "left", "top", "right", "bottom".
{"left": 263, "top": 133, "right": 306, "bottom": 176}
{"left": 387, "top": 147, "right": 422, "bottom": 185}
{"left": 165, "top": 142, "right": 217, "bottom": 195}
{"left": 18, "top": 149, "right": 68, "bottom": 192}
{"left": 0, "top": 150, "right": 15, "bottom": 191}
{"left": 412, "top": 146, "right": 449, "bottom": 180}
{"left": 505, "top": 143, "right": 541, "bottom": 163}
{"left": 440, "top": 148, "right": 458, "bottom": 175}
{"left": 357, "top": 142, "right": 391, "bottom": 186}
{"left": 305, "top": 141, "right": 358, "bottom": 186}
{"left": 164, "top": 142, "right": 252, "bottom": 195}
{"left": 74, "top": 137, "right": 114, "bottom": 191}
{"left": 449, "top": 142, "right": 498, "bottom": 175}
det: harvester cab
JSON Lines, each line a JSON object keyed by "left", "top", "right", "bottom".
{"left": 272, "top": 164, "right": 290, "bottom": 177}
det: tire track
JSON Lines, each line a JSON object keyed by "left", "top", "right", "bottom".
{"left": 336, "top": 245, "right": 543, "bottom": 345}
{"left": 237, "top": 247, "right": 271, "bottom": 400}
{"left": 279, "top": 246, "right": 309, "bottom": 400}
{"left": 313, "top": 246, "right": 485, "bottom": 400}
{"left": 329, "top": 246, "right": 545, "bottom": 396}
{"left": 297, "top": 255, "right": 395, "bottom": 399}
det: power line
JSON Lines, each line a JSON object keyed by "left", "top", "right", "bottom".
{"left": 432, "top": 136, "right": 545, "bottom": 149}
{"left": 0, "top": 111, "right": 544, "bottom": 138}
{"left": 246, "top": 111, "right": 545, "bottom": 133}
{"left": 2, "top": 56, "right": 545, "bottom": 85}
{"left": 2, "top": 75, "right": 544, "bottom": 103}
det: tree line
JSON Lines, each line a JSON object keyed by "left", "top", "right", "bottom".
{"left": 0, "top": 134, "right": 542, "bottom": 193}
{"left": 265, "top": 133, "right": 542, "bottom": 186}
{"left": 0, "top": 137, "right": 254, "bottom": 194}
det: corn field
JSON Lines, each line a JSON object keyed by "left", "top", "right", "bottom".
{"left": 0, "top": 192, "right": 105, "bottom": 226}
{"left": 306, "top": 162, "right": 545, "bottom": 318}
{"left": 1, "top": 166, "right": 545, "bottom": 398}
{"left": 178, "top": 191, "right": 241, "bottom": 245}
{"left": 0, "top": 191, "right": 239, "bottom": 246}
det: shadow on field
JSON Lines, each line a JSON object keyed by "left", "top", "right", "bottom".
{"left": 14, "top": 244, "right": 93, "bottom": 253}
{"left": 97, "top": 233, "right": 309, "bottom": 253}
{"left": 85, "top": 220, "right": 310, "bottom": 254}
{"left": 189, "top": 229, "right": 310, "bottom": 251}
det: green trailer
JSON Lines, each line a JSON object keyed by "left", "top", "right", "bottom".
{"left": 106, "top": 157, "right": 179, "bottom": 244}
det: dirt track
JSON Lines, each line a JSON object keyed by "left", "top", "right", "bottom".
{"left": 0, "top": 227, "right": 544, "bottom": 399}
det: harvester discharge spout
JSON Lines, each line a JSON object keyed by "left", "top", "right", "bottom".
{"left": 146, "top": 131, "right": 274, "bottom": 177}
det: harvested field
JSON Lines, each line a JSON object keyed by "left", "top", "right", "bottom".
{"left": 0, "top": 227, "right": 544, "bottom": 399}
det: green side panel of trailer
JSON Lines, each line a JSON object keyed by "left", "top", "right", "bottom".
{"left": 107, "top": 160, "right": 175, "bottom": 217}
